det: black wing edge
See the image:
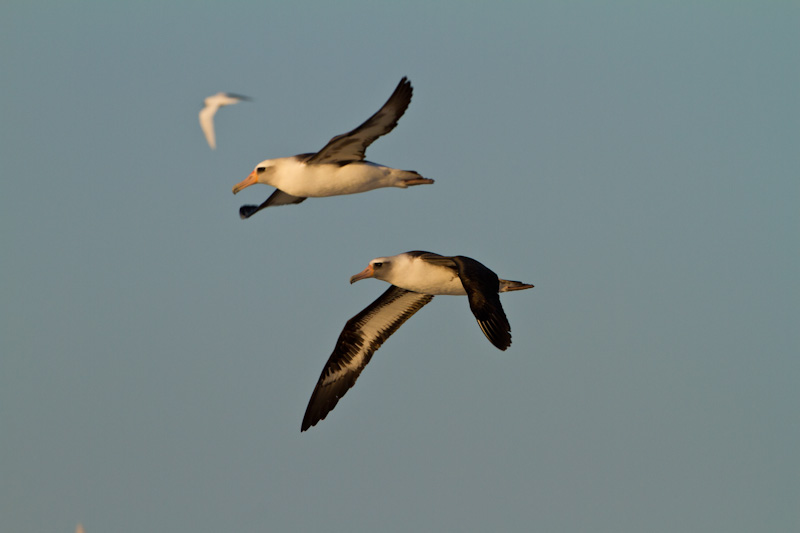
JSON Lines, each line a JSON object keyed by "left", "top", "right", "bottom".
{"left": 301, "top": 286, "right": 433, "bottom": 431}
{"left": 306, "top": 77, "right": 413, "bottom": 165}
{"left": 452, "top": 256, "right": 512, "bottom": 351}
{"left": 239, "top": 190, "right": 307, "bottom": 219}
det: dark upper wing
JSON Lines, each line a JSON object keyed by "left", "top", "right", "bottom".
{"left": 306, "top": 77, "right": 413, "bottom": 165}
{"left": 410, "top": 251, "right": 458, "bottom": 269}
{"left": 239, "top": 190, "right": 307, "bottom": 219}
{"left": 452, "top": 256, "right": 512, "bottom": 351}
{"left": 301, "top": 285, "right": 433, "bottom": 431}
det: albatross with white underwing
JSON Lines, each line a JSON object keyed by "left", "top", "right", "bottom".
{"left": 301, "top": 251, "right": 534, "bottom": 431}
{"left": 232, "top": 77, "right": 433, "bottom": 219}
{"left": 199, "top": 92, "right": 250, "bottom": 149}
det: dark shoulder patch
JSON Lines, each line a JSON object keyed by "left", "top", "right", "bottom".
{"left": 405, "top": 250, "right": 435, "bottom": 258}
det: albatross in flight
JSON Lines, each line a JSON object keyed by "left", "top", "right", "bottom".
{"left": 199, "top": 92, "right": 250, "bottom": 149}
{"left": 232, "top": 77, "right": 433, "bottom": 219}
{"left": 301, "top": 251, "right": 534, "bottom": 431}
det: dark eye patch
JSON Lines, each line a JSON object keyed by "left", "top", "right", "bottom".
{"left": 257, "top": 167, "right": 266, "bottom": 173}
{"left": 374, "top": 262, "right": 383, "bottom": 268}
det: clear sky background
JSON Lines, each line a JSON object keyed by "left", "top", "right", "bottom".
{"left": 2, "top": 1, "right": 798, "bottom": 532}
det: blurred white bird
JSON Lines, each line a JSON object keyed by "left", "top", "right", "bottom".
{"left": 199, "top": 92, "right": 250, "bottom": 149}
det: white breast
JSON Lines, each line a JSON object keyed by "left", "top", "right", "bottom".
{"left": 387, "top": 256, "right": 467, "bottom": 296}
{"left": 271, "top": 160, "right": 396, "bottom": 198}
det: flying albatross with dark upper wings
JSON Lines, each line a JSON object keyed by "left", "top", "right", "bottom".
{"left": 301, "top": 251, "right": 534, "bottom": 431}
{"left": 232, "top": 77, "right": 433, "bottom": 219}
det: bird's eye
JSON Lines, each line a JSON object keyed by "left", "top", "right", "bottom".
{"left": 373, "top": 262, "right": 383, "bottom": 268}
{"left": 257, "top": 167, "right": 266, "bottom": 173}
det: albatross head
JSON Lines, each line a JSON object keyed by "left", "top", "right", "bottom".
{"left": 350, "top": 256, "right": 394, "bottom": 284}
{"left": 232, "top": 160, "right": 276, "bottom": 194}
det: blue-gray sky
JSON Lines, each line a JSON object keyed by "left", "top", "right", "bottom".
{"left": 2, "top": 2, "right": 798, "bottom": 532}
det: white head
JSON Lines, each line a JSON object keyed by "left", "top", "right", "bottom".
{"left": 232, "top": 160, "right": 276, "bottom": 194}
{"left": 350, "top": 255, "right": 399, "bottom": 284}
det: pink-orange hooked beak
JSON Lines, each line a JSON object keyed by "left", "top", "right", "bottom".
{"left": 232, "top": 171, "right": 258, "bottom": 194}
{"left": 350, "top": 265, "right": 375, "bottom": 284}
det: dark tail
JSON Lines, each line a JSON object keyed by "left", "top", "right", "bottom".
{"left": 498, "top": 279, "right": 534, "bottom": 293}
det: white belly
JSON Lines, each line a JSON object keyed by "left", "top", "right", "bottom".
{"left": 390, "top": 261, "right": 468, "bottom": 296}
{"left": 274, "top": 161, "right": 398, "bottom": 197}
